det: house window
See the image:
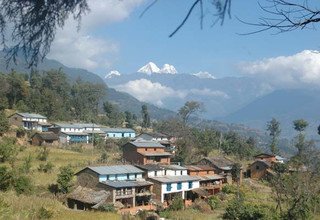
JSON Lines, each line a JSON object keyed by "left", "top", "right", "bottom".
{"left": 177, "top": 182, "right": 182, "bottom": 190}
{"left": 113, "top": 134, "right": 115, "bottom": 137}
{"left": 122, "top": 133, "right": 124, "bottom": 137}
{"left": 154, "top": 148, "right": 156, "bottom": 151}
{"left": 188, "top": 181, "right": 193, "bottom": 189}
{"left": 145, "top": 148, "right": 147, "bottom": 151}
{"left": 256, "top": 165, "right": 260, "bottom": 170}
{"left": 166, "top": 183, "right": 172, "bottom": 192}
{"left": 115, "top": 174, "right": 118, "bottom": 180}
{"left": 127, "top": 174, "right": 130, "bottom": 179}
{"left": 155, "top": 171, "right": 158, "bottom": 176}
{"left": 135, "top": 174, "right": 137, "bottom": 179}
{"left": 180, "top": 171, "right": 183, "bottom": 175}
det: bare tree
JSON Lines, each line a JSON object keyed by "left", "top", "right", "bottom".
{"left": 0, "top": 0, "right": 89, "bottom": 67}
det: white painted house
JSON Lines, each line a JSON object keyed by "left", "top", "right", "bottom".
{"left": 136, "top": 164, "right": 200, "bottom": 203}
{"left": 8, "top": 112, "right": 50, "bottom": 131}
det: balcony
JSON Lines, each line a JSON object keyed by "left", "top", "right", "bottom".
{"left": 115, "top": 189, "right": 133, "bottom": 198}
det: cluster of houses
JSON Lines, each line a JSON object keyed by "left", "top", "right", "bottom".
{"left": 68, "top": 138, "right": 233, "bottom": 214}
{"left": 8, "top": 112, "right": 287, "bottom": 215}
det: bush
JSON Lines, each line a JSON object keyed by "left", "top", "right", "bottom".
{"left": 37, "top": 147, "right": 50, "bottom": 161}
{"left": 99, "top": 151, "right": 108, "bottom": 163}
{"left": 208, "top": 196, "right": 221, "bottom": 210}
{"left": 38, "top": 162, "right": 54, "bottom": 173}
{"left": 16, "top": 127, "right": 26, "bottom": 138}
{"left": 0, "top": 137, "right": 18, "bottom": 163}
{"left": 37, "top": 207, "right": 53, "bottom": 219}
{"left": 0, "top": 111, "right": 9, "bottom": 135}
{"left": 20, "top": 154, "right": 32, "bottom": 173}
{"left": 13, "top": 175, "right": 33, "bottom": 195}
{"left": 192, "top": 198, "right": 212, "bottom": 213}
{"left": 222, "top": 184, "right": 237, "bottom": 194}
{"left": 223, "top": 198, "right": 277, "bottom": 220}
{"left": 0, "top": 166, "right": 13, "bottom": 191}
{"left": 98, "top": 204, "right": 116, "bottom": 212}
{"left": 0, "top": 198, "right": 11, "bottom": 219}
{"left": 67, "top": 145, "right": 83, "bottom": 153}
{"left": 169, "top": 196, "right": 184, "bottom": 211}
{"left": 57, "top": 165, "right": 74, "bottom": 193}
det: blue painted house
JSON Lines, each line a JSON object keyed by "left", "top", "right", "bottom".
{"left": 75, "top": 165, "right": 153, "bottom": 208}
{"left": 9, "top": 112, "right": 51, "bottom": 132}
{"left": 101, "top": 128, "right": 136, "bottom": 139}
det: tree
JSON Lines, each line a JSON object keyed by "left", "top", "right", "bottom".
{"left": 0, "top": 111, "right": 9, "bottom": 135}
{"left": 266, "top": 118, "right": 281, "bottom": 155}
{"left": 141, "top": 104, "right": 150, "bottom": 128}
{"left": 231, "top": 163, "right": 242, "bottom": 199}
{"left": 293, "top": 119, "right": 309, "bottom": 159}
{"left": 103, "top": 101, "right": 125, "bottom": 127}
{"left": 57, "top": 165, "right": 74, "bottom": 193}
{"left": 0, "top": 0, "right": 89, "bottom": 67}
{"left": 178, "top": 101, "right": 203, "bottom": 124}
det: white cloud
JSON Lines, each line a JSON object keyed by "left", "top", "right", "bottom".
{"left": 190, "top": 88, "right": 229, "bottom": 98}
{"left": 193, "top": 71, "right": 216, "bottom": 79}
{"left": 48, "top": 0, "right": 145, "bottom": 71}
{"left": 115, "top": 79, "right": 186, "bottom": 106}
{"left": 239, "top": 50, "right": 320, "bottom": 87}
{"left": 115, "top": 79, "right": 229, "bottom": 106}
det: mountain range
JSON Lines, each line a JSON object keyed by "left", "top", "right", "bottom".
{"left": 105, "top": 61, "right": 320, "bottom": 139}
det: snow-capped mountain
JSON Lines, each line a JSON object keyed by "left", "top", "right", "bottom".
{"left": 105, "top": 70, "right": 121, "bottom": 79}
{"left": 193, "top": 71, "right": 215, "bottom": 79}
{"left": 160, "top": 64, "right": 178, "bottom": 74}
{"left": 137, "top": 62, "right": 160, "bottom": 74}
{"left": 137, "top": 62, "right": 178, "bottom": 74}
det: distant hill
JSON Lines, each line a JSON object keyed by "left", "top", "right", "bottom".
{"left": 223, "top": 89, "right": 320, "bottom": 139}
{"left": 0, "top": 52, "right": 176, "bottom": 120}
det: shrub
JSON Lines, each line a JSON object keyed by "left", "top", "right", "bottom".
{"left": 0, "top": 166, "right": 12, "bottom": 191}
{"left": 57, "top": 165, "right": 74, "bottom": 193}
{"left": 98, "top": 204, "right": 116, "bottom": 212}
{"left": 0, "top": 137, "right": 18, "bottom": 163}
{"left": 21, "top": 154, "right": 33, "bottom": 173}
{"left": 208, "top": 196, "right": 221, "bottom": 210}
{"left": 38, "top": 162, "right": 54, "bottom": 173}
{"left": 37, "top": 146, "right": 50, "bottom": 161}
{"left": 192, "top": 198, "right": 212, "bottom": 213}
{"left": 13, "top": 175, "right": 33, "bottom": 195}
{"left": 0, "top": 198, "right": 11, "bottom": 219}
{"left": 37, "top": 207, "right": 53, "bottom": 219}
{"left": 99, "top": 151, "right": 108, "bottom": 163}
{"left": 222, "top": 184, "right": 237, "bottom": 194}
{"left": 0, "top": 111, "right": 9, "bottom": 135}
{"left": 16, "top": 126, "right": 26, "bottom": 138}
{"left": 169, "top": 196, "right": 184, "bottom": 211}
{"left": 68, "top": 145, "right": 83, "bottom": 153}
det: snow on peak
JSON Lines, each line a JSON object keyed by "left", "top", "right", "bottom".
{"left": 137, "top": 62, "right": 160, "bottom": 74}
{"left": 160, "top": 64, "right": 178, "bottom": 74}
{"left": 105, "top": 70, "right": 121, "bottom": 79}
{"left": 193, "top": 71, "right": 215, "bottom": 79}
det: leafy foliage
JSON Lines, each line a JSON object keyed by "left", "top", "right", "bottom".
{"left": 267, "top": 118, "right": 281, "bottom": 154}
{"left": 0, "top": 110, "right": 9, "bottom": 135}
{"left": 13, "top": 175, "right": 33, "bottom": 195}
{"left": 0, "top": 137, "right": 18, "bottom": 163}
{"left": 37, "top": 147, "right": 50, "bottom": 161}
{"left": 57, "top": 165, "right": 74, "bottom": 193}
{"left": 141, "top": 104, "right": 150, "bottom": 128}
{"left": 0, "top": 166, "right": 12, "bottom": 191}
{"left": 169, "top": 196, "right": 184, "bottom": 211}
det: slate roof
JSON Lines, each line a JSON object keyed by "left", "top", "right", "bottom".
{"left": 254, "top": 153, "right": 276, "bottom": 158}
{"left": 149, "top": 175, "right": 200, "bottom": 183}
{"left": 185, "top": 165, "right": 214, "bottom": 171}
{"left": 32, "top": 132, "right": 58, "bottom": 141}
{"left": 53, "top": 123, "right": 84, "bottom": 129}
{"left": 16, "top": 112, "right": 47, "bottom": 119}
{"left": 136, "top": 164, "right": 186, "bottom": 171}
{"left": 101, "top": 180, "right": 153, "bottom": 189}
{"left": 129, "top": 140, "right": 164, "bottom": 148}
{"left": 101, "top": 128, "right": 135, "bottom": 133}
{"left": 203, "top": 157, "right": 235, "bottom": 171}
{"left": 198, "top": 174, "right": 225, "bottom": 181}
{"left": 77, "top": 165, "right": 144, "bottom": 175}
{"left": 67, "top": 186, "right": 110, "bottom": 206}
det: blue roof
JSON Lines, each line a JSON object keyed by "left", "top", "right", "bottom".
{"left": 85, "top": 165, "right": 144, "bottom": 175}
{"left": 17, "top": 112, "right": 47, "bottom": 119}
{"left": 101, "top": 128, "right": 135, "bottom": 133}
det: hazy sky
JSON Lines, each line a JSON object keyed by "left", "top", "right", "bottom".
{"left": 47, "top": 0, "right": 320, "bottom": 78}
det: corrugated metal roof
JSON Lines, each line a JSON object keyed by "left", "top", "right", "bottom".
{"left": 198, "top": 175, "right": 225, "bottom": 181}
{"left": 129, "top": 140, "right": 164, "bottom": 148}
{"left": 135, "top": 164, "right": 186, "bottom": 171}
{"left": 185, "top": 165, "right": 214, "bottom": 171}
{"left": 88, "top": 165, "right": 144, "bottom": 175}
{"left": 101, "top": 128, "right": 135, "bottom": 133}
{"left": 61, "top": 132, "right": 88, "bottom": 136}
{"left": 102, "top": 180, "right": 153, "bottom": 188}
{"left": 17, "top": 112, "right": 47, "bottom": 119}
{"left": 53, "top": 123, "right": 101, "bottom": 129}
{"left": 149, "top": 175, "right": 200, "bottom": 183}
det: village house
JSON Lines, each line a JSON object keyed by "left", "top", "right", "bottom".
{"left": 75, "top": 165, "right": 154, "bottom": 210}
{"left": 136, "top": 164, "right": 200, "bottom": 206}
{"left": 248, "top": 160, "right": 273, "bottom": 180}
{"left": 254, "top": 153, "right": 277, "bottom": 163}
{"left": 49, "top": 123, "right": 90, "bottom": 144}
{"left": 196, "top": 156, "right": 239, "bottom": 183}
{"left": 8, "top": 112, "right": 51, "bottom": 132}
{"left": 31, "top": 132, "right": 59, "bottom": 146}
{"left": 123, "top": 140, "right": 172, "bottom": 165}
{"left": 185, "top": 165, "right": 226, "bottom": 196}
{"left": 136, "top": 132, "right": 176, "bottom": 153}
{"left": 101, "top": 128, "right": 136, "bottom": 139}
